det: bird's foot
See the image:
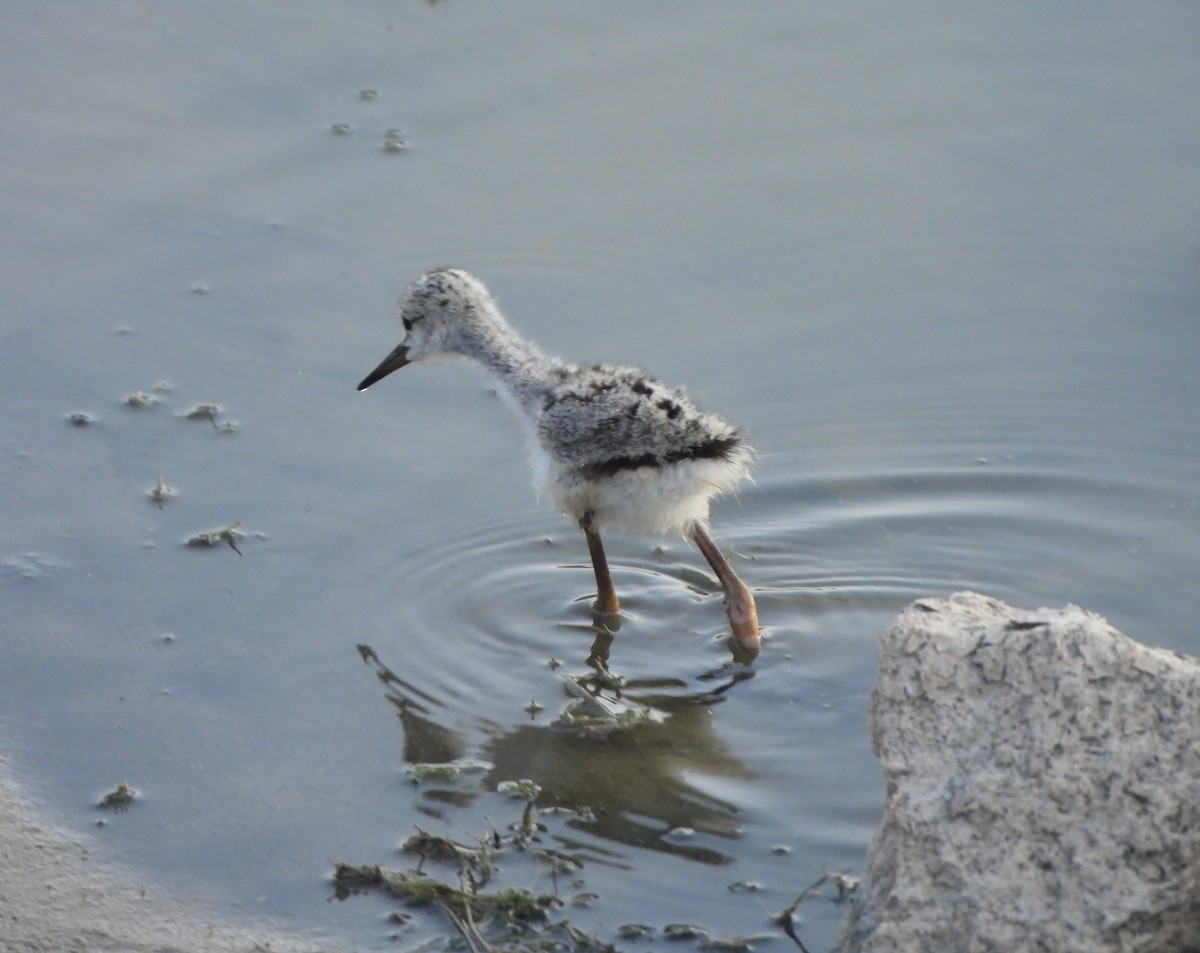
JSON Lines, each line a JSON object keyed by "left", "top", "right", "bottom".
{"left": 725, "top": 580, "right": 760, "bottom": 663}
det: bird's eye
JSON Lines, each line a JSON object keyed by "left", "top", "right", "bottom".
{"left": 402, "top": 315, "right": 423, "bottom": 331}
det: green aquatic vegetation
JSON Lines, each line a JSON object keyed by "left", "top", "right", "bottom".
{"left": 419, "top": 758, "right": 470, "bottom": 782}
{"left": 185, "top": 520, "right": 244, "bottom": 555}
{"left": 98, "top": 782, "right": 136, "bottom": 811}
{"left": 404, "top": 829, "right": 484, "bottom": 866}
{"left": 333, "top": 803, "right": 614, "bottom": 952}
{"left": 408, "top": 760, "right": 492, "bottom": 785}
{"left": 496, "top": 778, "right": 542, "bottom": 800}
{"left": 331, "top": 864, "right": 560, "bottom": 929}
{"left": 332, "top": 800, "right": 799, "bottom": 953}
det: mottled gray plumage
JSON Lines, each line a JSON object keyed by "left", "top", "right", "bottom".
{"left": 537, "top": 364, "right": 743, "bottom": 477}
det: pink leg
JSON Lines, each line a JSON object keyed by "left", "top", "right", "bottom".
{"left": 580, "top": 511, "right": 620, "bottom": 617}
{"left": 690, "top": 524, "right": 760, "bottom": 663}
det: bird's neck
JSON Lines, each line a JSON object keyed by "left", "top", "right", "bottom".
{"left": 459, "top": 314, "right": 560, "bottom": 409}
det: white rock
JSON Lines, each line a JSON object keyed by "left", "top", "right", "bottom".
{"left": 839, "top": 591, "right": 1200, "bottom": 953}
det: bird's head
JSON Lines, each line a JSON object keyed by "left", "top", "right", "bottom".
{"left": 357, "top": 267, "right": 502, "bottom": 390}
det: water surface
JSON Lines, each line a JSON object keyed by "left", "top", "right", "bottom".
{"left": 1, "top": 2, "right": 1197, "bottom": 949}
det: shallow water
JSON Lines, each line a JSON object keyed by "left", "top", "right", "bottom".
{"left": 2, "top": 2, "right": 1198, "bottom": 949}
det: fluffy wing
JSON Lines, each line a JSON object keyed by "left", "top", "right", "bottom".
{"left": 535, "top": 364, "right": 743, "bottom": 477}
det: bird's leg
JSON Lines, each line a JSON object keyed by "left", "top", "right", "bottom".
{"left": 690, "top": 524, "right": 760, "bottom": 662}
{"left": 580, "top": 510, "right": 620, "bottom": 618}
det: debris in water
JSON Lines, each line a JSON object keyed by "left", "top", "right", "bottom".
{"left": 773, "top": 871, "right": 861, "bottom": 951}
{"left": 336, "top": 799, "right": 804, "bottom": 952}
{"left": 496, "top": 778, "right": 542, "bottom": 800}
{"left": 149, "top": 474, "right": 174, "bottom": 509}
{"left": 181, "top": 403, "right": 221, "bottom": 428}
{"left": 382, "top": 128, "right": 408, "bottom": 154}
{"left": 407, "top": 760, "right": 492, "bottom": 785}
{"left": 185, "top": 520, "right": 244, "bottom": 555}
{"left": 124, "top": 391, "right": 158, "bottom": 409}
{"left": 663, "top": 923, "right": 709, "bottom": 940}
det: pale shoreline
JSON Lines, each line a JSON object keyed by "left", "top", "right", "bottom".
{"left": 0, "top": 753, "right": 340, "bottom": 953}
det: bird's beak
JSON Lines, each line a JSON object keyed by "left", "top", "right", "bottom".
{"left": 357, "top": 343, "right": 411, "bottom": 391}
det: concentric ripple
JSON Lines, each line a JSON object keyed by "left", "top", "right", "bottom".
{"left": 353, "top": 508, "right": 754, "bottom": 711}
{"left": 352, "top": 441, "right": 1195, "bottom": 709}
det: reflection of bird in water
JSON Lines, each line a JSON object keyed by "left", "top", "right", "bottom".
{"left": 357, "top": 643, "right": 755, "bottom": 865}
{"left": 357, "top": 267, "right": 760, "bottom": 663}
